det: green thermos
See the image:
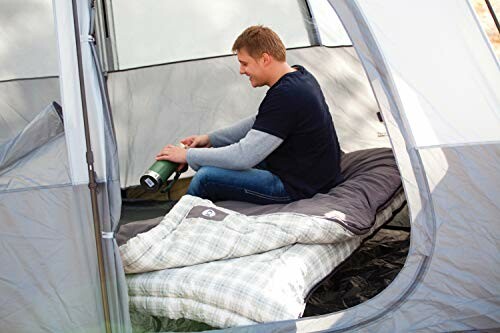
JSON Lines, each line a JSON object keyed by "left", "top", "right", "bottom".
{"left": 140, "top": 160, "right": 179, "bottom": 192}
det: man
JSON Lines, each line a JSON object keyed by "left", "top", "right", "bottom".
{"left": 156, "top": 25, "right": 343, "bottom": 204}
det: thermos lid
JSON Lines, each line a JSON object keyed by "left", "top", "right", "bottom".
{"left": 140, "top": 170, "right": 162, "bottom": 192}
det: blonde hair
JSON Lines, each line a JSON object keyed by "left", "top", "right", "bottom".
{"left": 232, "top": 25, "right": 286, "bottom": 62}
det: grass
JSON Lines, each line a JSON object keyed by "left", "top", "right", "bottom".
{"left": 472, "top": 0, "right": 500, "bottom": 57}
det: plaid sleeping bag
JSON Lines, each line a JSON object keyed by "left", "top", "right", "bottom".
{"left": 120, "top": 195, "right": 355, "bottom": 274}
{"left": 120, "top": 194, "right": 376, "bottom": 327}
{"left": 120, "top": 148, "right": 405, "bottom": 327}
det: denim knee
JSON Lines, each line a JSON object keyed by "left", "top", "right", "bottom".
{"left": 187, "top": 166, "right": 215, "bottom": 197}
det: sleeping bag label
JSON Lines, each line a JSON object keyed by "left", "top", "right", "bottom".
{"left": 187, "top": 205, "right": 228, "bottom": 221}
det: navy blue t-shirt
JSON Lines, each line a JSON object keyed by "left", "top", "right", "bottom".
{"left": 252, "top": 65, "right": 343, "bottom": 200}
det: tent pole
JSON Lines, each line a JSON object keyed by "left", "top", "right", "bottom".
{"left": 89, "top": 2, "right": 118, "bottom": 142}
{"left": 303, "top": 0, "right": 322, "bottom": 46}
{"left": 70, "top": 0, "right": 112, "bottom": 332}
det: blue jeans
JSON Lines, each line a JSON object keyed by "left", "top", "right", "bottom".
{"left": 187, "top": 166, "right": 292, "bottom": 205}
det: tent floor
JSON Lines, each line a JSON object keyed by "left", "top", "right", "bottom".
{"left": 121, "top": 195, "right": 410, "bottom": 332}
{"left": 303, "top": 219, "right": 410, "bottom": 316}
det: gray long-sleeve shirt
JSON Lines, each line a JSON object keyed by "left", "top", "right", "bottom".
{"left": 186, "top": 116, "right": 283, "bottom": 171}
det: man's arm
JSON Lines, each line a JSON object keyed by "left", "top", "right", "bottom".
{"left": 156, "top": 116, "right": 258, "bottom": 166}
{"left": 187, "top": 129, "right": 282, "bottom": 171}
{"left": 208, "top": 115, "right": 256, "bottom": 147}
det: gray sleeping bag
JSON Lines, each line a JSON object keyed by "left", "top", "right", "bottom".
{"left": 117, "top": 147, "right": 402, "bottom": 245}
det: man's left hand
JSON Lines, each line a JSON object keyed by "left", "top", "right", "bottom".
{"left": 156, "top": 144, "right": 187, "bottom": 164}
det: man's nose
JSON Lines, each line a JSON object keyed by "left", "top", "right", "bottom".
{"left": 239, "top": 66, "right": 245, "bottom": 75}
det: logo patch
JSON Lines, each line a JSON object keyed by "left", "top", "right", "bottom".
{"left": 187, "top": 205, "right": 228, "bottom": 221}
{"left": 202, "top": 209, "right": 216, "bottom": 218}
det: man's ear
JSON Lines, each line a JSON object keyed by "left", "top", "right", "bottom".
{"left": 261, "top": 52, "right": 272, "bottom": 66}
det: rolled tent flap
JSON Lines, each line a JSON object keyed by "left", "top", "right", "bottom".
{"left": 0, "top": 102, "right": 64, "bottom": 171}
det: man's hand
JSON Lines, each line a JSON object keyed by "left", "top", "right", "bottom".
{"left": 181, "top": 134, "right": 211, "bottom": 148}
{"left": 156, "top": 145, "right": 188, "bottom": 165}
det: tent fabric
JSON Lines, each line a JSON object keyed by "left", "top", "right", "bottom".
{"left": 0, "top": 102, "right": 63, "bottom": 174}
{"left": 0, "top": 2, "right": 124, "bottom": 331}
{"left": 0, "top": 0, "right": 129, "bottom": 332}
{"left": 0, "top": 133, "right": 69, "bottom": 191}
{"left": 307, "top": 0, "right": 352, "bottom": 46}
{"left": 53, "top": 0, "right": 91, "bottom": 186}
{"left": 0, "top": 184, "right": 105, "bottom": 332}
{"left": 353, "top": 1, "right": 500, "bottom": 149}
{"left": 0, "top": 78, "right": 60, "bottom": 145}
{"left": 108, "top": 46, "right": 389, "bottom": 188}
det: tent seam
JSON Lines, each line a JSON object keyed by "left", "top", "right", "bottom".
{"left": 0, "top": 183, "right": 73, "bottom": 194}
{"left": 0, "top": 178, "right": 118, "bottom": 195}
{"left": 106, "top": 45, "right": 353, "bottom": 74}
{"left": 0, "top": 75, "right": 59, "bottom": 84}
{"left": 416, "top": 140, "right": 500, "bottom": 150}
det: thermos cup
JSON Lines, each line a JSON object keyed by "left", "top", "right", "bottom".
{"left": 140, "top": 143, "right": 187, "bottom": 192}
{"left": 140, "top": 160, "right": 179, "bottom": 192}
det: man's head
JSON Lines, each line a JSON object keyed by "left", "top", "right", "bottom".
{"left": 232, "top": 25, "right": 287, "bottom": 87}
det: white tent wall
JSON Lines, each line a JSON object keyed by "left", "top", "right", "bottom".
{"left": 354, "top": 1, "right": 500, "bottom": 149}
{"left": 340, "top": 0, "right": 500, "bottom": 327}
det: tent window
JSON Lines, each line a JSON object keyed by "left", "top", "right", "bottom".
{"left": 0, "top": 0, "right": 59, "bottom": 81}
{"left": 0, "top": 1, "right": 61, "bottom": 146}
{"left": 97, "top": 0, "right": 322, "bottom": 71}
{"left": 306, "top": 0, "right": 352, "bottom": 47}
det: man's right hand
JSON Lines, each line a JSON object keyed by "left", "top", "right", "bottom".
{"left": 181, "top": 134, "right": 212, "bottom": 148}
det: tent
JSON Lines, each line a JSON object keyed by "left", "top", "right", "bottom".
{"left": 0, "top": 0, "right": 498, "bottom": 332}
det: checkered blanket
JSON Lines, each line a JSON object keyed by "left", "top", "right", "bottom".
{"left": 121, "top": 148, "right": 405, "bottom": 327}
{"left": 123, "top": 191, "right": 405, "bottom": 327}
{"left": 120, "top": 195, "right": 354, "bottom": 274}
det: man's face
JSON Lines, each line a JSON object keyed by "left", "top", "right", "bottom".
{"left": 237, "top": 48, "right": 267, "bottom": 88}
